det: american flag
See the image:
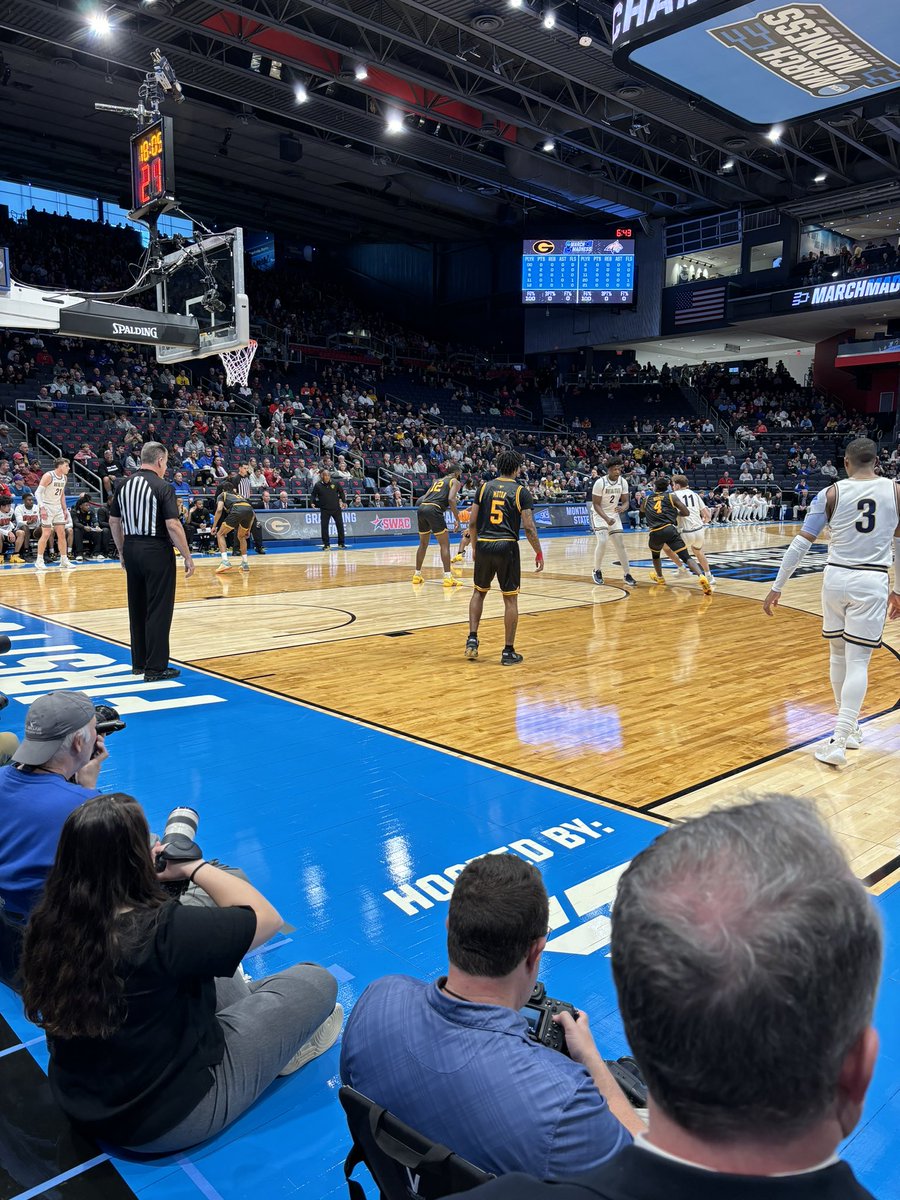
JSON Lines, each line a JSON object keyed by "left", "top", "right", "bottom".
{"left": 673, "top": 284, "right": 727, "bottom": 326}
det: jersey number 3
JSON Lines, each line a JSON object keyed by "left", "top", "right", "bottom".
{"left": 855, "top": 498, "right": 876, "bottom": 534}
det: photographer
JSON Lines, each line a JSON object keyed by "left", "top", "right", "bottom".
{"left": 340, "top": 854, "right": 640, "bottom": 1179}
{"left": 0, "top": 691, "right": 108, "bottom": 987}
{"left": 20, "top": 794, "right": 341, "bottom": 1152}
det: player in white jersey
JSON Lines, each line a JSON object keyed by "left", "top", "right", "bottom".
{"left": 34, "top": 457, "right": 75, "bottom": 571}
{"left": 589, "top": 459, "right": 636, "bottom": 587}
{"left": 672, "top": 475, "right": 714, "bottom": 588}
{"left": 764, "top": 438, "right": 900, "bottom": 767}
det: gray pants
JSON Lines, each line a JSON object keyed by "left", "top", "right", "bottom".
{"left": 125, "top": 963, "right": 338, "bottom": 1153}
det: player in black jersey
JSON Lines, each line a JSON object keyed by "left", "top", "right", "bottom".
{"left": 213, "top": 481, "right": 257, "bottom": 574}
{"left": 412, "top": 465, "right": 462, "bottom": 588}
{"left": 642, "top": 478, "right": 712, "bottom": 594}
{"left": 465, "top": 451, "right": 544, "bottom": 665}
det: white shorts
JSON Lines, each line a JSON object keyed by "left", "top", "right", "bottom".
{"left": 822, "top": 566, "right": 890, "bottom": 649}
{"left": 591, "top": 515, "right": 623, "bottom": 534}
{"left": 681, "top": 527, "right": 704, "bottom": 550}
{"left": 41, "top": 505, "right": 66, "bottom": 528}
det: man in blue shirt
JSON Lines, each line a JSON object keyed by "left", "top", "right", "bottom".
{"left": 172, "top": 471, "right": 192, "bottom": 500}
{"left": 234, "top": 431, "right": 252, "bottom": 451}
{"left": 0, "top": 691, "right": 108, "bottom": 986}
{"left": 340, "top": 854, "right": 638, "bottom": 1180}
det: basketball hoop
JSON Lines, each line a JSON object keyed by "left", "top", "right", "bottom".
{"left": 219, "top": 339, "right": 257, "bottom": 388}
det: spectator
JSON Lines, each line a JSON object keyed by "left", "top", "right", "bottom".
{"left": 459, "top": 797, "right": 881, "bottom": 1200}
{"left": 718, "top": 472, "right": 734, "bottom": 488}
{"left": 20, "top": 793, "right": 342, "bottom": 1152}
{"left": 821, "top": 459, "right": 838, "bottom": 478}
{"left": 341, "top": 854, "right": 639, "bottom": 1179}
{"left": 0, "top": 691, "right": 109, "bottom": 986}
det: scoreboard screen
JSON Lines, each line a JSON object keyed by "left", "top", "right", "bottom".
{"left": 522, "top": 236, "right": 636, "bottom": 306}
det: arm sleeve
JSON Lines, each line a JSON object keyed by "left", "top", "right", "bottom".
{"left": 546, "top": 1073, "right": 632, "bottom": 1178}
{"left": 772, "top": 535, "right": 815, "bottom": 593}
{"left": 157, "top": 903, "right": 257, "bottom": 980}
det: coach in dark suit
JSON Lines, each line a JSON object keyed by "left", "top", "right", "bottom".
{"left": 454, "top": 797, "right": 880, "bottom": 1200}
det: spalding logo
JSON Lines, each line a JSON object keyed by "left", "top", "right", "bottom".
{"left": 112, "top": 322, "right": 159, "bottom": 338}
{"left": 532, "top": 240, "right": 555, "bottom": 254}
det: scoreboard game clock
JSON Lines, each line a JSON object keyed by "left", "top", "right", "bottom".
{"left": 130, "top": 116, "right": 176, "bottom": 219}
{"left": 611, "top": 1, "right": 900, "bottom": 128}
{"left": 522, "top": 232, "right": 636, "bottom": 306}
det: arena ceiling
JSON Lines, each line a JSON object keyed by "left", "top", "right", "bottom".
{"left": 1, "top": 0, "right": 900, "bottom": 243}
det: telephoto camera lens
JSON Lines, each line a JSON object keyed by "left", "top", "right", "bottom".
{"left": 155, "top": 807, "right": 202, "bottom": 872}
{"left": 164, "top": 806, "right": 199, "bottom": 843}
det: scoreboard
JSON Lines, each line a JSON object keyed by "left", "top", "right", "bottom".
{"left": 522, "top": 235, "right": 636, "bottom": 305}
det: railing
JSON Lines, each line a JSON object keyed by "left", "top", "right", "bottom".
{"left": 376, "top": 467, "right": 414, "bottom": 501}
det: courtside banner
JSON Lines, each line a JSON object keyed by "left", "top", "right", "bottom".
{"left": 259, "top": 504, "right": 591, "bottom": 543}
{"left": 611, "top": 1, "right": 900, "bottom": 127}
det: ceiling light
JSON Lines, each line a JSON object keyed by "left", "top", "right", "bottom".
{"left": 542, "top": 138, "right": 555, "bottom": 152}
{"left": 542, "top": 10, "right": 556, "bottom": 27}
{"left": 88, "top": 9, "right": 111, "bottom": 35}
{"left": 814, "top": 172, "right": 827, "bottom": 182}
{"left": 508, "top": 0, "right": 525, "bottom": 7}
{"left": 766, "top": 124, "right": 783, "bottom": 142}
{"left": 354, "top": 63, "right": 368, "bottom": 81}
{"left": 294, "top": 82, "right": 308, "bottom": 102}
{"left": 578, "top": 33, "right": 593, "bottom": 46}
{"left": 722, "top": 158, "right": 734, "bottom": 170}
{"left": 386, "top": 110, "right": 404, "bottom": 134}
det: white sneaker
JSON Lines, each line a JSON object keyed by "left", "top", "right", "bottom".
{"left": 815, "top": 738, "right": 847, "bottom": 767}
{"left": 75, "top": 555, "right": 84, "bottom": 563}
{"left": 35, "top": 557, "right": 46, "bottom": 571}
{"left": 62, "top": 558, "right": 76, "bottom": 570}
{"left": 279, "top": 1003, "right": 344, "bottom": 1076}
{"left": 845, "top": 724, "right": 862, "bottom": 751}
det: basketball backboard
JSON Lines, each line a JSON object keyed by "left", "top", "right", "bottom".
{"left": 155, "top": 227, "right": 249, "bottom": 363}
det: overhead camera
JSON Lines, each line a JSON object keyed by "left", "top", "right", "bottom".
{"left": 151, "top": 48, "right": 184, "bottom": 104}
{"left": 201, "top": 287, "right": 226, "bottom": 314}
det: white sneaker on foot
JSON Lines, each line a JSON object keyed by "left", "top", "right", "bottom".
{"left": 62, "top": 558, "right": 76, "bottom": 570}
{"left": 279, "top": 1003, "right": 344, "bottom": 1076}
{"left": 815, "top": 738, "right": 847, "bottom": 767}
{"left": 35, "top": 557, "right": 46, "bottom": 571}
{"left": 845, "top": 724, "right": 862, "bottom": 751}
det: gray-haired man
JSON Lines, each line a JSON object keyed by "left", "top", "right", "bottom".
{"left": 456, "top": 796, "right": 881, "bottom": 1200}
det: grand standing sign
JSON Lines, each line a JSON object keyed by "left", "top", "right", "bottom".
{"left": 259, "top": 503, "right": 591, "bottom": 543}
{"left": 611, "top": 1, "right": 900, "bottom": 128}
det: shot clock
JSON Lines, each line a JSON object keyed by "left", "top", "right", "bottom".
{"left": 130, "top": 116, "right": 176, "bottom": 219}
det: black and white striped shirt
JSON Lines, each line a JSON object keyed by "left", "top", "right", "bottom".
{"left": 108, "top": 470, "right": 179, "bottom": 539}
{"left": 236, "top": 474, "right": 252, "bottom": 499}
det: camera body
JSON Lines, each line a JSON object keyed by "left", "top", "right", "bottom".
{"left": 521, "top": 981, "right": 579, "bottom": 1055}
{"left": 94, "top": 703, "right": 125, "bottom": 736}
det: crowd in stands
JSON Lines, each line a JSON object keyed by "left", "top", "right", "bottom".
{"left": 1, "top": 212, "right": 898, "bottom": 550}
{"left": 798, "top": 239, "right": 898, "bottom": 285}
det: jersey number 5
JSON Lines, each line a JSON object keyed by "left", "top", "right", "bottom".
{"left": 855, "top": 498, "right": 876, "bottom": 534}
{"left": 489, "top": 496, "right": 505, "bottom": 525}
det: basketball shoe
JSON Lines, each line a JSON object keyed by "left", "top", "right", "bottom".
{"left": 592, "top": 570, "right": 603, "bottom": 585}
{"left": 216, "top": 560, "right": 232, "bottom": 574}
{"left": 501, "top": 648, "right": 524, "bottom": 666}
{"left": 815, "top": 737, "right": 847, "bottom": 767}
{"left": 845, "top": 723, "right": 862, "bottom": 750}
{"left": 649, "top": 571, "right": 665, "bottom": 585}
{"left": 465, "top": 634, "right": 479, "bottom": 660}
{"left": 412, "top": 572, "right": 424, "bottom": 584}
{"left": 697, "top": 575, "right": 712, "bottom": 596}
{"left": 443, "top": 574, "right": 462, "bottom": 588}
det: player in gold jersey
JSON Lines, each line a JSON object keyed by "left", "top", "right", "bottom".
{"left": 412, "top": 465, "right": 462, "bottom": 588}
{"left": 642, "top": 478, "right": 712, "bottom": 594}
{"left": 465, "top": 451, "right": 544, "bottom": 665}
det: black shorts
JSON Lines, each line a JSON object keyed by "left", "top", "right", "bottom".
{"left": 223, "top": 507, "right": 255, "bottom": 532}
{"left": 417, "top": 507, "right": 448, "bottom": 536}
{"left": 648, "top": 526, "right": 687, "bottom": 555}
{"left": 473, "top": 540, "right": 521, "bottom": 595}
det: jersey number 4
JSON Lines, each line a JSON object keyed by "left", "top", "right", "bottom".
{"left": 489, "top": 496, "right": 506, "bottom": 524}
{"left": 855, "top": 499, "right": 876, "bottom": 534}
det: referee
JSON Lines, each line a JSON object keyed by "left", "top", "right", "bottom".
{"left": 108, "top": 442, "right": 194, "bottom": 682}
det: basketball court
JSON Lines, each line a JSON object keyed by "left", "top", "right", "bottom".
{"left": 0, "top": 521, "right": 899, "bottom": 1199}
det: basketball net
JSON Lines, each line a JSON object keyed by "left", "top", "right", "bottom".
{"left": 219, "top": 339, "right": 257, "bottom": 387}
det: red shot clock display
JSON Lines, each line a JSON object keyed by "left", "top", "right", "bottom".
{"left": 130, "top": 117, "right": 175, "bottom": 219}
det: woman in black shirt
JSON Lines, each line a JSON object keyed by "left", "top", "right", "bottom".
{"left": 20, "top": 794, "right": 340, "bottom": 1151}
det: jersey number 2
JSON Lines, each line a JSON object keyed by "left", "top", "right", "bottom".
{"left": 855, "top": 499, "right": 876, "bottom": 534}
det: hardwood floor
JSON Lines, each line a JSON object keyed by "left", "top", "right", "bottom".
{"left": 2, "top": 522, "right": 898, "bottom": 879}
